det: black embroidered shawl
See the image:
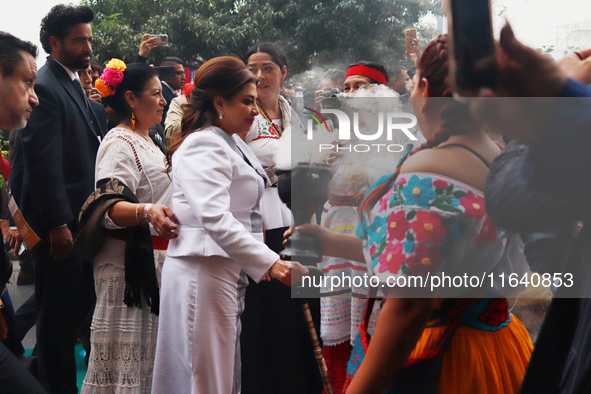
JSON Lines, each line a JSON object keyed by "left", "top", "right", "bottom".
{"left": 74, "top": 178, "right": 160, "bottom": 314}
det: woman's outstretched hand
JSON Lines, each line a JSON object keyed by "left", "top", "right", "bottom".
{"left": 148, "top": 204, "right": 179, "bottom": 240}
{"left": 265, "top": 259, "right": 309, "bottom": 286}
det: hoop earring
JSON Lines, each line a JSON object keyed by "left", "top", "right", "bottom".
{"left": 219, "top": 110, "right": 224, "bottom": 120}
{"left": 131, "top": 111, "right": 136, "bottom": 131}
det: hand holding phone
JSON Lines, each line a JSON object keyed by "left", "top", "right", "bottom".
{"left": 148, "top": 34, "right": 169, "bottom": 46}
{"left": 405, "top": 29, "right": 418, "bottom": 54}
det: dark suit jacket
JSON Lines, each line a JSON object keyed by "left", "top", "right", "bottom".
{"left": 89, "top": 98, "right": 108, "bottom": 137}
{"left": 17, "top": 57, "right": 106, "bottom": 234}
{"left": 161, "top": 81, "right": 176, "bottom": 126}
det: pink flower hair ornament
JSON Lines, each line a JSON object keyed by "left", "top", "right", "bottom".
{"left": 95, "top": 58, "right": 127, "bottom": 97}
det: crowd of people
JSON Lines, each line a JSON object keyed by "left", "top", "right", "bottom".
{"left": 2, "top": 2, "right": 591, "bottom": 394}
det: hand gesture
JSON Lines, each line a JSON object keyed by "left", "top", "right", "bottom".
{"left": 49, "top": 226, "right": 73, "bottom": 260}
{"left": 139, "top": 34, "right": 160, "bottom": 58}
{"left": 557, "top": 49, "right": 591, "bottom": 85}
{"left": 267, "top": 259, "right": 309, "bottom": 286}
{"left": 463, "top": 23, "right": 569, "bottom": 143}
{"left": 406, "top": 39, "right": 422, "bottom": 66}
{"left": 147, "top": 204, "right": 179, "bottom": 240}
{"left": 6, "top": 228, "right": 22, "bottom": 253}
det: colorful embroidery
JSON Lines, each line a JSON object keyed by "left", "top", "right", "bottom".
{"left": 401, "top": 175, "right": 437, "bottom": 207}
{"left": 460, "top": 190, "right": 486, "bottom": 218}
{"left": 378, "top": 242, "right": 406, "bottom": 274}
{"left": 386, "top": 211, "right": 410, "bottom": 241}
{"left": 361, "top": 174, "right": 502, "bottom": 277}
{"left": 405, "top": 244, "right": 443, "bottom": 276}
{"left": 251, "top": 117, "right": 282, "bottom": 141}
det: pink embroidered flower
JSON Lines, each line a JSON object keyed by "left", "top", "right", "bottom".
{"left": 386, "top": 211, "right": 410, "bottom": 241}
{"left": 476, "top": 215, "right": 498, "bottom": 246}
{"left": 370, "top": 244, "right": 377, "bottom": 257}
{"left": 378, "top": 242, "right": 406, "bottom": 274}
{"left": 433, "top": 179, "right": 448, "bottom": 189}
{"left": 460, "top": 191, "right": 486, "bottom": 218}
{"left": 410, "top": 210, "right": 446, "bottom": 244}
{"left": 379, "top": 187, "right": 395, "bottom": 211}
{"left": 406, "top": 244, "right": 442, "bottom": 276}
{"left": 397, "top": 177, "right": 407, "bottom": 185}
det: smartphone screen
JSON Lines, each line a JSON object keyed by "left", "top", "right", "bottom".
{"left": 405, "top": 29, "right": 418, "bottom": 54}
{"left": 148, "top": 34, "right": 169, "bottom": 46}
{"left": 448, "top": 0, "right": 496, "bottom": 90}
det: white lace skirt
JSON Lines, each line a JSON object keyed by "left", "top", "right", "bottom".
{"left": 81, "top": 258, "right": 162, "bottom": 394}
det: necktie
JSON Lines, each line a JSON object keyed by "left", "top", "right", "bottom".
{"left": 72, "top": 78, "right": 100, "bottom": 137}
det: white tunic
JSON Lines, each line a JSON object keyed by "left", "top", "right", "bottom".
{"left": 82, "top": 127, "right": 172, "bottom": 394}
{"left": 245, "top": 114, "right": 292, "bottom": 230}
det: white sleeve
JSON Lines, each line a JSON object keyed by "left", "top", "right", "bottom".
{"left": 95, "top": 135, "right": 142, "bottom": 194}
{"left": 164, "top": 96, "right": 185, "bottom": 139}
{"left": 174, "top": 134, "right": 278, "bottom": 281}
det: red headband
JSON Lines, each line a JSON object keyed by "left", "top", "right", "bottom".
{"left": 345, "top": 65, "right": 387, "bottom": 85}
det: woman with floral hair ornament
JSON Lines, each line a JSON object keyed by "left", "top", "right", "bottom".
{"left": 290, "top": 34, "right": 533, "bottom": 393}
{"left": 78, "top": 60, "right": 178, "bottom": 394}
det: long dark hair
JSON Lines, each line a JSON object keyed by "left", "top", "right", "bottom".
{"left": 102, "top": 63, "right": 158, "bottom": 122}
{"left": 358, "top": 34, "right": 472, "bottom": 218}
{"left": 165, "top": 56, "right": 256, "bottom": 172}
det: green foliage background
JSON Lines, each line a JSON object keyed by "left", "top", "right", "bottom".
{"left": 83, "top": 0, "right": 442, "bottom": 75}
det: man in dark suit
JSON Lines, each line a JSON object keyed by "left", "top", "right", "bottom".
{"left": 15, "top": 5, "right": 107, "bottom": 393}
{"left": 159, "top": 57, "right": 185, "bottom": 124}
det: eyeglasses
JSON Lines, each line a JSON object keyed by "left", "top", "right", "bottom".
{"left": 175, "top": 71, "right": 185, "bottom": 76}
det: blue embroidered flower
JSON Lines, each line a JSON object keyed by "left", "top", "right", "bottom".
{"left": 451, "top": 198, "right": 460, "bottom": 206}
{"left": 404, "top": 240, "right": 415, "bottom": 253}
{"left": 402, "top": 175, "right": 437, "bottom": 207}
{"left": 367, "top": 215, "right": 387, "bottom": 246}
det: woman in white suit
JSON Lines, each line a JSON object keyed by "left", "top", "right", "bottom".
{"left": 152, "top": 57, "right": 301, "bottom": 394}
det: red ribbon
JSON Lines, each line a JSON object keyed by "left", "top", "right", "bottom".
{"left": 110, "top": 231, "right": 169, "bottom": 250}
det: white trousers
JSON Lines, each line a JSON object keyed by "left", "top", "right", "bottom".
{"left": 152, "top": 255, "right": 247, "bottom": 394}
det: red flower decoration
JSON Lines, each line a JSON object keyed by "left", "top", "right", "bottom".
{"left": 406, "top": 244, "right": 442, "bottom": 276}
{"left": 370, "top": 244, "right": 377, "bottom": 257}
{"left": 460, "top": 191, "right": 486, "bottom": 218}
{"left": 397, "top": 177, "right": 407, "bottom": 185}
{"left": 410, "top": 210, "right": 447, "bottom": 244}
{"left": 378, "top": 242, "right": 406, "bottom": 273}
{"left": 476, "top": 215, "right": 498, "bottom": 246}
{"left": 433, "top": 179, "right": 448, "bottom": 189}
{"left": 477, "top": 298, "right": 510, "bottom": 327}
{"left": 386, "top": 211, "right": 410, "bottom": 241}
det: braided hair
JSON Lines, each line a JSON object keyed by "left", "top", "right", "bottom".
{"left": 358, "top": 34, "right": 473, "bottom": 218}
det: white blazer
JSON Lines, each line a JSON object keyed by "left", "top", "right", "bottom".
{"left": 167, "top": 126, "right": 279, "bottom": 282}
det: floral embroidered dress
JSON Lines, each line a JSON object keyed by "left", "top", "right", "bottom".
{"left": 349, "top": 172, "right": 533, "bottom": 394}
